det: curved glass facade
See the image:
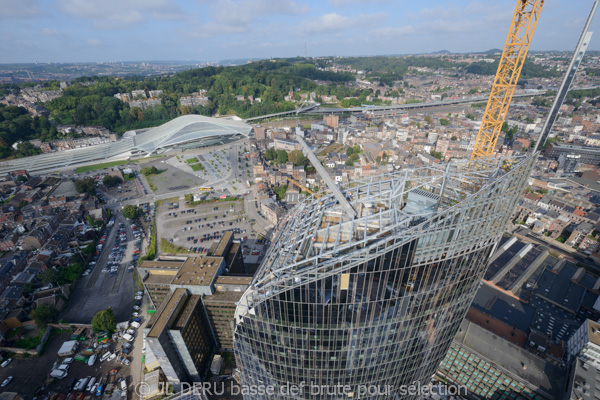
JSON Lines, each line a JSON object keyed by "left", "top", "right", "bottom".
{"left": 233, "top": 155, "right": 535, "bottom": 400}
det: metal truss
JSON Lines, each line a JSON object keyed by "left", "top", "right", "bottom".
{"left": 236, "top": 154, "right": 532, "bottom": 314}
{"left": 471, "top": 0, "right": 544, "bottom": 160}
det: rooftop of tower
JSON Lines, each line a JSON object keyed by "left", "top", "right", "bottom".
{"left": 247, "top": 154, "right": 533, "bottom": 298}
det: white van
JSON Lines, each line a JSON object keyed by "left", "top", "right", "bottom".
{"left": 86, "top": 377, "right": 97, "bottom": 392}
{"left": 100, "top": 351, "right": 111, "bottom": 362}
{"left": 57, "top": 364, "right": 69, "bottom": 371}
{"left": 88, "top": 353, "right": 97, "bottom": 366}
{"left": 50, "top": 369, "right": 68, "bottom": 379}
{"left": 120, "top": 378, "right": 127, "bottom": 391}
{"left": 74, "top": 377, "right": 90, "bottom": 391}
{"left": 122, "top": 333, "right": 134, "bottom": 342}
{"left": 130, "top": 321, "right": 140, "bottom": 329}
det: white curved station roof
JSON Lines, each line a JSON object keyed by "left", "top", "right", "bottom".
{"left": 132, "top": 115, "right": 252, "bottom": 153}
{"left": 0, "top": 115, "right": 252, "bottom": 174}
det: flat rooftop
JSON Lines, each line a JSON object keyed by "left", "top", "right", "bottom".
{"left": 172, "top": 294, "right": 201, "bottom": 330}
{"left": 534, "top": 267, "right": 585, "bottom": 313}
{"left": 472, "top": 283, "right": 535, "bottom": 332}
{"left": 203, "top": 290, "right": 245, "bottom": 304}
{"left": 215, "top": 275, "right": 253, "bottom": 286}
{"left": 455, "top": 320, "right": 566, "bottom": 399}
{"left": 585, "top": 320, "right": 600, "bottom": 347}
{"left": 212, "top": 232, "right": 233, "bottom": 257}
{"left": 171, "top": 256, "right": 223, "bottom": 287}
{"left": 148, "top": 288, "right": 188, "bottom": 338}
{"left": 139, "top": 260, "right": 185, "bottom": 270}
{"left": 143, "top": 271, "right": 177, "bottom": 285}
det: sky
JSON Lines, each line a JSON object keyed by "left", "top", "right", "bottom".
{"left": 0, "top": 0, "right": 599, "bottom": 64}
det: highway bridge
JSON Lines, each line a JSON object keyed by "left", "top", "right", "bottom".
{"left": 244, "top": 85, "right": 600, "bottom": 122}
{"left": 243, "top": 90, "right": 547, "bottom": 122}
{"left": 244, "top": 103, "right": 320, "bottom": 122}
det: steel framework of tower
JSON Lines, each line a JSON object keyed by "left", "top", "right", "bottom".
{"left": 233, "top": 154, "right": 535, "bottom": 399}
{"left": 471, "top": 0, "right": 544, "bottom": 160}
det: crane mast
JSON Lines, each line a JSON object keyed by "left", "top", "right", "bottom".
{"left": 470, "top": 0, "right": 544, "bottom": 160}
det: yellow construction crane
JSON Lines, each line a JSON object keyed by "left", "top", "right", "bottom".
{"left": 470, "top": 0, "right": 544, "bottom": 160}
{"left": 287, "top": 176, "right": 319, "bottom": 197}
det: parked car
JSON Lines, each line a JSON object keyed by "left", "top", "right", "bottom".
{"left": 88, "top": 353, "right": 97, "bottom": 366}
{"left": 1, "top": 359, "right": 11, "bottom": 368}
{"left": 1, "top": 376, "right": 12, "bottom": 387}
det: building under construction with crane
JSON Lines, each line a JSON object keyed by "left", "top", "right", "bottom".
{"left": 230, "top": 0, "right": 584, "bottom": 399}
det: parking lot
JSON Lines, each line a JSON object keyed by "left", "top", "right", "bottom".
{"left": 157, "top": 199, "right": 256, "bottom": 254}
{"left": 0, "top": 327, "right": 138, "bottom": 399}
{"left": 104, "top": 176, "right": 142, "bottom": 203}
{"left": 61, "top": 213, "right": 139, "bottom": 323}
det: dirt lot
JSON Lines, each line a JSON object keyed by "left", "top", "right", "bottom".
{"left": 143, "top": 159, "right": 206, "bottom": 195}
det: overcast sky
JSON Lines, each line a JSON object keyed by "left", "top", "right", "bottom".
{"left": 1, "top": 0, "right": 599, "bottom": 63}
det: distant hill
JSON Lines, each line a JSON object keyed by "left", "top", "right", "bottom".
{"left": 431, "top": 50, "right": 451, "bottom": 55}
{"left": 478, "top": 48, "right": 503, "bottom": 54}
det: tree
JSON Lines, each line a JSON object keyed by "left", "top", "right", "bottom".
{"left": 430, "top": 151, "right": 443, "bottom": 160}
{"left": 264, "top": 148, "right": 275, "bottom": 161}
{"left": 91, "top": 307, "right": 117, "bottom": 333}
{"left": 75, "top": 178, "right": 96, "bottom": 196}
{"left": 450, "top": 136, "right": 458, "bottom": 141}
{"left": 439, "top": 118, "right": 450, "bottom": 126}
{"left": 274, "top": 185, "right": 288, "bottom": 201}
{"left": 103, "top": 175, "right": 122, "bottom": 187}
{"left": 38, "top": 268, "right": 60, "bottom": 285}
{"left": 122, "top": 205, "right": 140, "bottom": 220}
{"left": 288, "top": 150, "right": 307, "bottom": 166}
{"left": 140, "top": 166, "right": 159, "bottom": 176}
{"left": 276, "top": 150, "right": 288, "bottom": 164}
{"left": 424, "top": 115, "right": 433, "bottom": 124}
{"left": 29, "top": 304, "right": 59, "bottom": 330}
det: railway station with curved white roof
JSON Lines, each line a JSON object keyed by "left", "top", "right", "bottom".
{"left": 0, "top": 115, "right": 252, "bottom": 174}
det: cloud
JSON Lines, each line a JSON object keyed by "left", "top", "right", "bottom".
{"left": 328, "top": 0, "right": 388, "bottom": 7}
{"left": 211, "top": 0, "right": 308, "bottom": 26}
{"left": 187, "top": 0, "right": 308, "bottom": 39}
{"left": 404, "top": 2, "right": 511, "bottom": 39}
{"left": 41, "top": 28, "right": 64, "bottom": 37}
{"left": 301, "top": 12, "right": 386, "bottom": 34}
{"left": 0, "top": 0, "right": 43, "bottom": 18}
{"left": 369, "top": 25, "right": 415, "bottom": 39}
{"left": 87, "top": 38, "right": 102, "bottom": 47}
{"left": 55, "top": 0, "right": 184, "bottom": 28}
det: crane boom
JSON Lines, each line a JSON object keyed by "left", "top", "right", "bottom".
{"left": 287, "top": 176, "right": 315, "bottom": 196}
{"left": 470, "top": 0, "right": 544, "bottom": 160}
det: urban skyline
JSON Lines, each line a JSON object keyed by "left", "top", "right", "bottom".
{"left": 1, "top": 1, "right": 600, "bottom": 64}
